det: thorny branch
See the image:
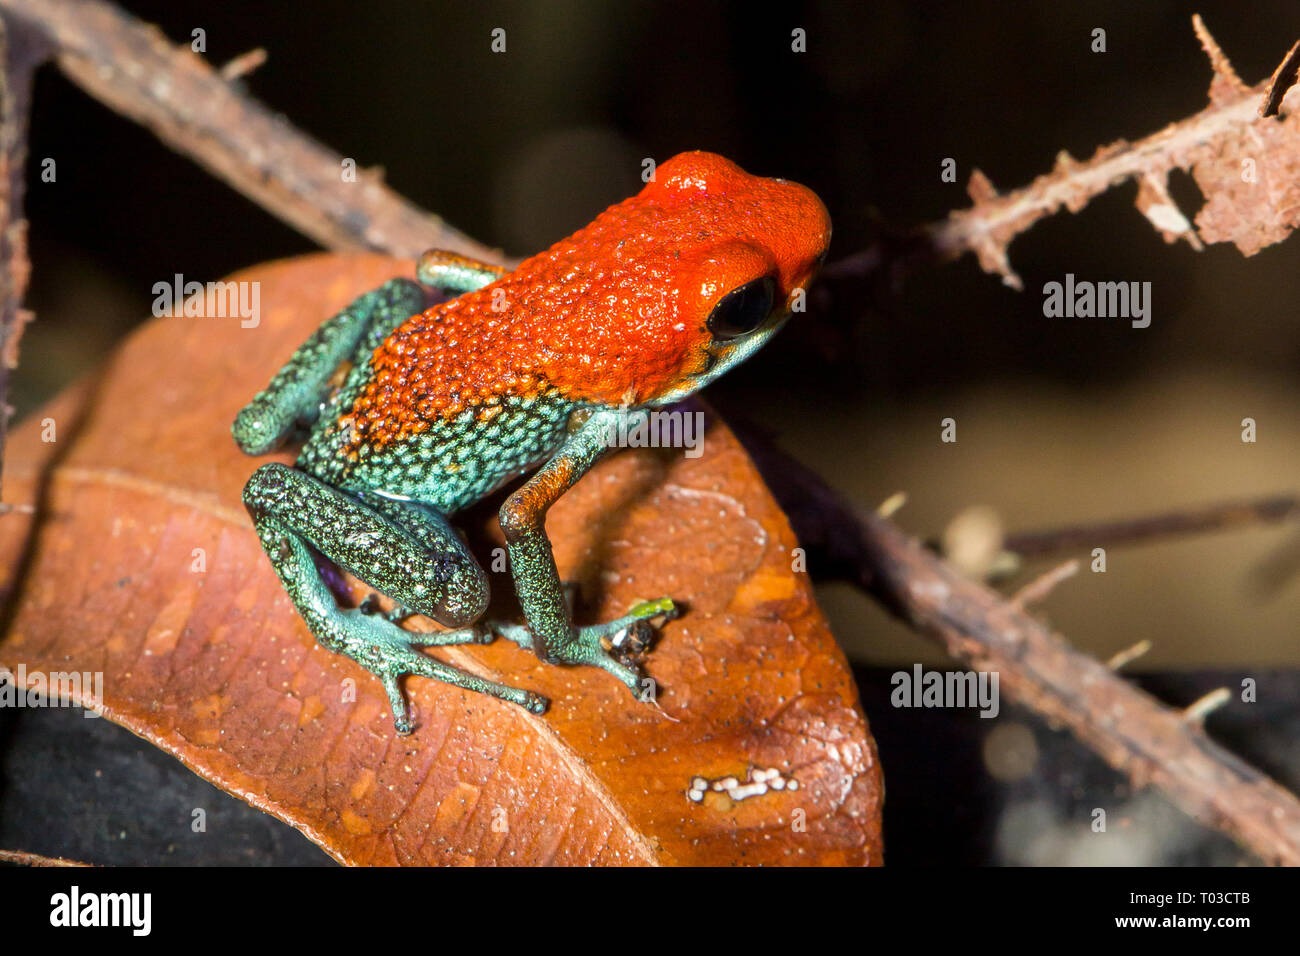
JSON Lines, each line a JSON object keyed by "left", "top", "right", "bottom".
{"left": 828, "top": 14, "right": 1300, "bottom": 290}
{"left": 3, "top": 0, "right": 1300, "bottom": 863}
{"left": 736, "top": 429, "right": 1300, "bottom": 867}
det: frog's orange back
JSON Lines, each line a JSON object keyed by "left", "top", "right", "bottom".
{"left": 341, "top": 151, "right": 830, "bottom": 458}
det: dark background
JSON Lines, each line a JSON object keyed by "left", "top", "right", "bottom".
{"left": 4, "top": 0, "right": 1299, "bottom": 864}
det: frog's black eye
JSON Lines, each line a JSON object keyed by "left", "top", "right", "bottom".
{"left": 707, "top": 276, "right": 776, "bottom": 340}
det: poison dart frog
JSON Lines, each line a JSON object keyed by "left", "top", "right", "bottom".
{"left": 232, "top": 151, "right": 831, "bottom": 734}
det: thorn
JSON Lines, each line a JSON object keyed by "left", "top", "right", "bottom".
{"left": 1136, "top": 171, "right": 1204, "bottom": 250}
{"left": 1106, "top": 638, "right": 1153, "bottom": 671}
{"left": 1260, "top": 36, "right": 1300, "bottom": 118}
{"left": 966, "top": 168, "right": 998, "bottom": 204}
{"left": 877, "top": 491, "right": 907, "bottom": 518}
{"left": 1182, "top": 687, "right": 1231, "bottom": 725}
{"left": 1192, "top": 14, "right": 1248, "bottom": 101}
{"left": 220, "top": 48, "right": 268, "bottom": 82}
{"left": 1010, "top": 559, "right": 1079, "bottom": 609}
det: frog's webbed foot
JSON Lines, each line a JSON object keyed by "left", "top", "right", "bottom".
{"left": 326, "top": 609, "right": 547, "bottom": 735}
{"left": 491, "top": 597, "right": 679, "bottom": 699}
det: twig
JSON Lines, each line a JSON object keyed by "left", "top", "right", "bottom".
{"left": 0, "top": 12, "right": 42, "bottom": 509}
{"left": 1009, "top": 559, "right": 1078, "bottom": 609}
{"left": 869, "top": 509, "right": 1300, "bottom": 865}
{"left": 0, "top": 0, "right": 501, "bottom": 263}
{"left": 735, "top": 428, "right": 1300, "bottom": 865}
{"left": 1002, "top": 495, "right": 1299, "bottom": 559}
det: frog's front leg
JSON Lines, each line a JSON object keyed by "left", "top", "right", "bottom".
{"left": 232, "top": 278, "right": 429, "bottom": 455}
{"left": 230, "top": 256, "right": 503, "bottom": 456}
{"left": 242, "top": 463, "right": 547, "bottom": 734}
{"left": 497, "top": 408, "right": 678, "bottom": 696}
{"left": 417, "top": 249, "right": 506, "bottom": 294}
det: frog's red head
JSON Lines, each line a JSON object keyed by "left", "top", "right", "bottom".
{"left": 628, "top": 152, "right": 832, "bottom": 403}
{"left": 498, "top": 150, "right": 832, "bottom": 408}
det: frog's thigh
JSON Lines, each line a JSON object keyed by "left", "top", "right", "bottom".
{"left": 242, "top": 463, "right": 488, "bottom": 627}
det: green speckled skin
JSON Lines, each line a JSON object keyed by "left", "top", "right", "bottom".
{"left": 303, "top": 391, "right": 579, "bottom": 515}
{"left": 233, "top": 279, "right": 428, "bottom": 456}
{"left": 233, "top": 266, "right": 673, "bottom": 734}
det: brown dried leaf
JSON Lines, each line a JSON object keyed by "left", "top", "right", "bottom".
{"left": 0, "top": 253, "right": 883, "bottom": 866}
{"left": 1192, "top": 103, "right": 1300, "bottom": 254}
{"left": 0, "top": 848, "right": 91, "bottom": 867}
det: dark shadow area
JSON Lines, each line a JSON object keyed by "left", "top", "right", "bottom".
{"left": 0, "top": 704, "right": 333, "bottom": 865}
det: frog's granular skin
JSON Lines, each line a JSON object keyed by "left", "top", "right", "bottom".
{"left": 340, "top": 151, "right": 830, "bottom": 452}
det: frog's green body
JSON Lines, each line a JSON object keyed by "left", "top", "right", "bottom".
{"left": 233, "top": 152, "right": 831, "bottom": 733}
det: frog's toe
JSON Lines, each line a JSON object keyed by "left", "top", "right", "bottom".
{"left": 357, "top": 592, "right": 416, "bottom": 624}
{"left": 378, "top": 671, "right": 415, "bottom": 736}
{"left": 402, "top": 622, "right": 493, "bottom": 647}
{"left": 383, "top": 646, "right": 550, "bottom": 733}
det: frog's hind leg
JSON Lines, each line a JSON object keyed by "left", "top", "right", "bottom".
{"left": 232, "top": 278, "right": 429, "bottom": 455}
{"left": 242, "top": 462, "right": 547, "bottom": 734}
